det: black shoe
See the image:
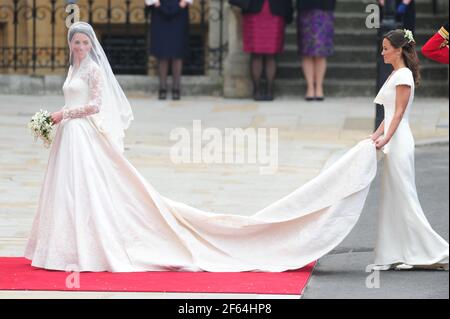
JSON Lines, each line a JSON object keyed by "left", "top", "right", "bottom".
{"left": 315, "top": 96, "right": 325, "bottom": 101}
{"left": 172, "top": 89, "right": 181, "bottom": 100}
{"left": 158, "top": 89, "right": 167, "bottom": 100}
{"left": 264, "top": 85, "right": 274, "bottom": 101}
{"left": 305, "top": 96, "right": 315, "bottom": 101}
{"left": 253, "top": 89, "right": 265, "bottom": 101}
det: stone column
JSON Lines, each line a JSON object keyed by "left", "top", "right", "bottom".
{"left": 208, "top": 0, "right": 227, "bottom": 78}
{"left": 223, "top": 5, "right": 252, "bottom": 98}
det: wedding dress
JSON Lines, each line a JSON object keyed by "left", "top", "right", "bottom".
{"left": 373, "top": 67, "right": 449, "bottom": 268}
{"left": 23, "top": 54, "right": 379, "bottom": 272}
{"left": 24, "top": 23, "right": 448, "bottom": 272}
{"left": 23, "top": 56, "right": 377, "bottom": 271}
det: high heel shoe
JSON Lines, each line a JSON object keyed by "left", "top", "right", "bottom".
{"left": 264, "top": 89, "right": 275, "bottom": 101}
{"left": 394, "top": 263, "right": 414, "bottom": 270}
{"left": 396, "top": 263, "right": 449, "bottom": 271}
{"left": 158, "top": 89, "right": 167, "bottom": 100}
{"left": 253, "top": 88, "right": 265, "bottom": 101}
{"left": 370, "top": 264, "right": 394, "bottom": 271}
{"left": 263, "top": 94, "right": 274, "bottom": 101}
{"left": 172, "top": 89, "right": 181, "bottom": 101}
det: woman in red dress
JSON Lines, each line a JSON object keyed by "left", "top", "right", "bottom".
{"left": 241, "top": 0, "right": 293, "bottom": 101}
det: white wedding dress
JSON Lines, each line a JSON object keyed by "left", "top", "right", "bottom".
{"left": 373, "top": 67, "right": 449, "bottom": 267}
{"left": 24, "top": 57, "right": 448, "bottom": 273}
{"left": 24, "top": 55, "right": 379, "bottom": 272}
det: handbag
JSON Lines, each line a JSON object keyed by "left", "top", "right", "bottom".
{"left": 229, "top": 0, "right": 251, "bottom": 11}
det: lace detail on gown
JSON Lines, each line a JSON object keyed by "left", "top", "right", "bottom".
{"left": 62, "top": 58, "right": 103, "bottom": 119}
{"left": 23, "top": 60, "right": 448, "bottom": 272}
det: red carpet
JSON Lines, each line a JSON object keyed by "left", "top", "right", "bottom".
{"left": 0, "top": 258, "right": 315, "bottom": 295}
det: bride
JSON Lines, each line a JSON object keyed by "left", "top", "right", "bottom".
{"left": 24, "top": 22, "right": 448, "bottom": 272}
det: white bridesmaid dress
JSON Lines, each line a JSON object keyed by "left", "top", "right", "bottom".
{"left": 373, "top": 67, "right": 449, "bottom": 268}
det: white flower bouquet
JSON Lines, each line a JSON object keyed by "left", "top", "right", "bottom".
{"left": 28, "top": 109, "right": 55, "bottom": 148}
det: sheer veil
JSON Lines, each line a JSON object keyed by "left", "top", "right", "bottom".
{"left": 67, "top": 22, "right": 134, "bottom": 152}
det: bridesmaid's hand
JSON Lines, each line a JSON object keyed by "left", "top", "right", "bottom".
{"left": 369, "top": 133, "right": 381, "bottom": 142}
{"left": 51, "top": 111, "right": 64, "bottom": 125}
{"left": 179, "top": 0, "right": 188, "bottom": 8}
{"left": 374, "top": 137, "right": 388, "bottom": 150}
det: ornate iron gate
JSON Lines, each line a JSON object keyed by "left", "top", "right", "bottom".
{"left": 0, "top": 0, "right": 226, "bottom": 75}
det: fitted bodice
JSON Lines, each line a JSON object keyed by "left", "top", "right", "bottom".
{"left": 374, "top": 67, "right": 415, "bottom": 130}
{"left": 63, "top": 75, "right": 90, "bottom": 109}
{"left": 60, "top": 55, "right": 103, "bottom": 120}
{"left": 374, "top": 67, "right": 416, "bottom": 154}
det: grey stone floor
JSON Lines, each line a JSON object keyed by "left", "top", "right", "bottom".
{"left": 0, "top": 95, "right": 448, "bottom": 298}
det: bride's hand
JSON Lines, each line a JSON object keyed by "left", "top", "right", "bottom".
{"left": 51, "top": 111, "right": 63, "bottom": 125}
{"left": 374, "top": 137, "right": 388, "bottom": 150}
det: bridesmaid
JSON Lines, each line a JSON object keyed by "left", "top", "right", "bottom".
{"left": 145, "top": 0, "right": 192, "bottom": 100}
{"left": 296, "top": 0, "right": 336, "bottom": 101}
{"left": 371, "top": 29, "right": 449, "bottom": 271}
{"left": 241, "top": 0, "right": 294, "bottom": 101}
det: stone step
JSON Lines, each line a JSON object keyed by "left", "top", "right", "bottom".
{"left": 277, "top": 63, "right": 377, "bottom": 80}
{"left": 278, "top": 44, "right": 450, "bottom": 65}
{"left": 1, "top": 74, "right": 447, "bottom": 97}
{"left": 273, "top": 79, "right": 449, "bottom": 97}
{"left": 331, "top": 12, "right": 448, "bottom": 30}
{"left": 284, "top": 28, "right": 443, "bottom": 47}
{"left": 276, "top": 62, "right": 449, "bottom": 80}
{"left": 285, "top": 29, "right": 378, "bottom": 47}
{"left": 278, "top": 45, "right": 378, "bottom": 63}
{"left": 334, "top": 0, "right": 439, "bottom": 15}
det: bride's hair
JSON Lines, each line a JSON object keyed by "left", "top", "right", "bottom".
{"left": 384, "top": 29, "right": 421, "bottom": 86}
{"left": 68, "top": 26, "right": 99, "bottom": 66}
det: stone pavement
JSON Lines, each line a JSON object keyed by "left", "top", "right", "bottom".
{"left": 303, "top": 144, "right": 449, "bottom": 299}
{"left": 0, "top": 94, "right": 448, "bottom": 299}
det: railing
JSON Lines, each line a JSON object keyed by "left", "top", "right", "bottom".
{"left": 0, "top": 0, "right": 227, "bottom": 75}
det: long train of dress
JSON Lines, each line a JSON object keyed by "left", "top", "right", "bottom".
{"left": 24, "top": 113, "right": 380, "bottom": 272}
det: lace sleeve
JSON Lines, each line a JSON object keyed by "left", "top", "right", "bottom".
{"left": 63, "top": 65, "right": 103, "bottom": 119}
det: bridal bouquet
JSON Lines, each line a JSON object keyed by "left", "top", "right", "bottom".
{"left": 28, "top": 109, "right": 54, "bottom": 148}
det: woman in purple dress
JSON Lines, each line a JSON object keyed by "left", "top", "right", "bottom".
{"left": 297, "top": 0, "right": 336, "bottom": 101}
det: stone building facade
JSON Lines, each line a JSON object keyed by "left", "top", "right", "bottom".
{"left": 0, "top": 0, "right": 448, "bottom": 97}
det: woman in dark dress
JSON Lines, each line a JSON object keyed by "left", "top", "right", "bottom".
{"left": 145, "top": 0, "right": 192, "bottom": 100}
{"left": 240, "top": 0, "right": 294, "bottom": 101}
{"left": 296, "top": 0, "right": 336, "bottom": 101}
{"left": 378, "top": 0, "right": 416, "bottom": 33}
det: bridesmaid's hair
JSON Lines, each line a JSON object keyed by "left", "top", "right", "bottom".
{"left": 384, "top": 29, "right": 421, "bottom": 86}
